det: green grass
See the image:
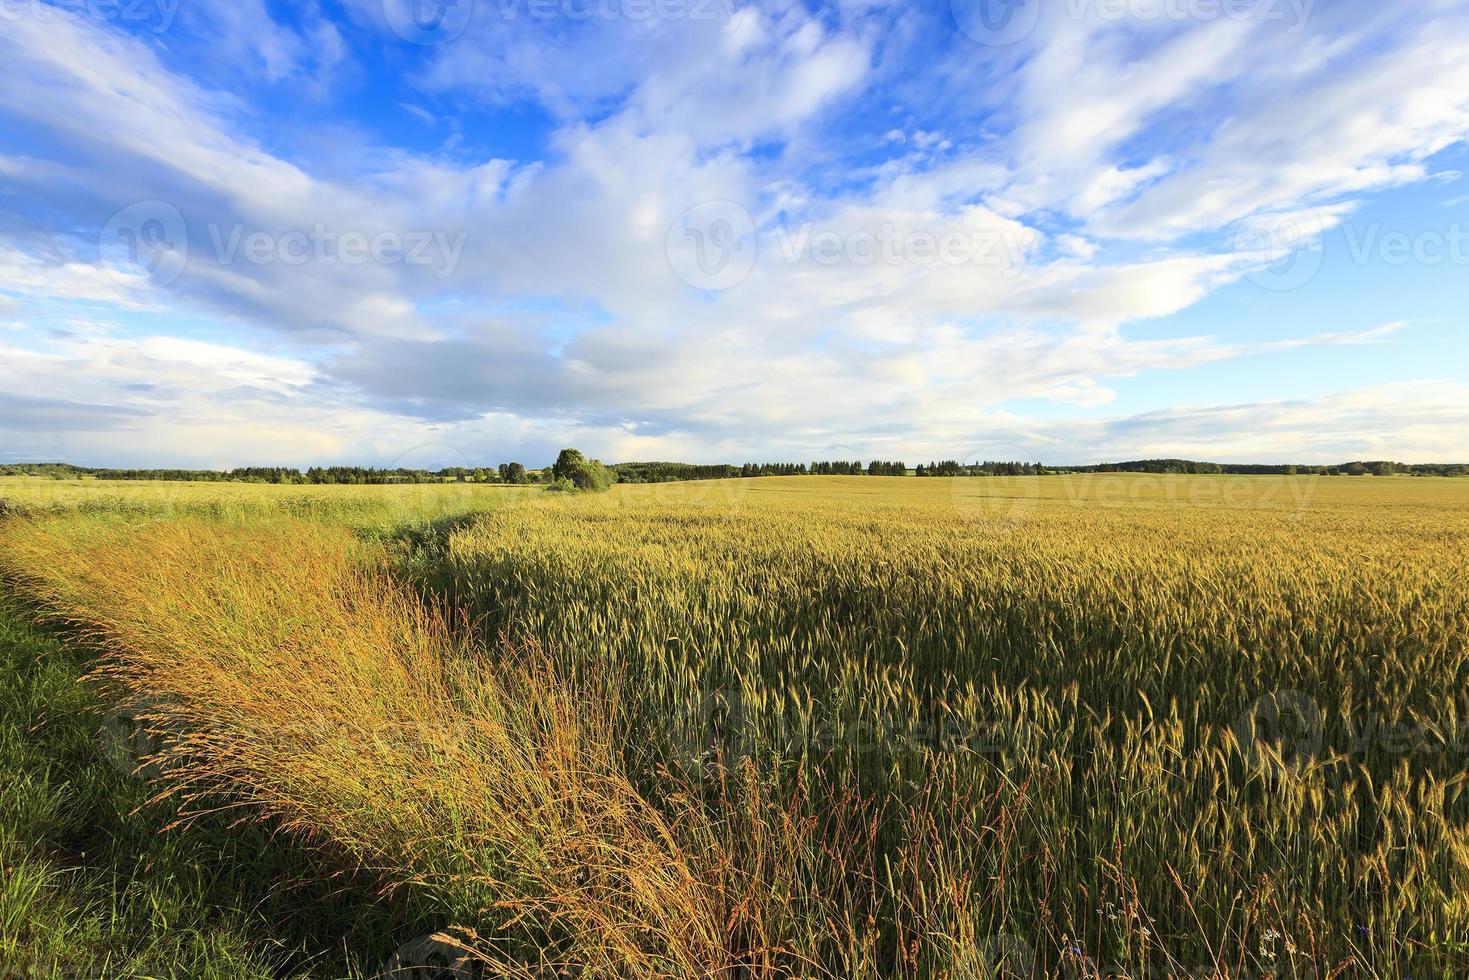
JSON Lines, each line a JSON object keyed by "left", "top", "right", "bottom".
{"left": 0, "top": 602, "right": 462, "bottom": 979}
{"left": 0, "top": 514, "right": 743, "bottom": 978}
{"left": 0, "top": 476, "right": 534, "bottom": 537}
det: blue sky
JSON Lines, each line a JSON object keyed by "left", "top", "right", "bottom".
{"left": 1, "top": 0, "right": 1467, "bottom": 468}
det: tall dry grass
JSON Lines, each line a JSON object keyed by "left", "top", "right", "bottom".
{"left": 12, "top": 474, "right": 1467, "bottom": 976}
{"left": 419, "top": 474, "right": 1469, "bottom": 976}
{"left": 0, "top": 516, "right": 735, "bottom": 976}
{"left": 0, "top": 510, "right": 1022, "bottom": 977}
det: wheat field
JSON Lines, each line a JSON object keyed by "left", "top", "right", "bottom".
{"left": 2, "top": 473, "right": 1467, "bottom": 977}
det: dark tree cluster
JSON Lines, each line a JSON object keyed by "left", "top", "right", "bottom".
{"left": 976, "top": 461, "right": 1049, "bottom": 475}
{"left": 237, "top": 467, "right": 310, "bottom": 483}
{"left": 546, "top": 449, "right": 612, "bottom": 493}
{"left": 915, "top": 461, "right": 1048, "bottom": 476}
{"left": 1067, "top": 459, "right": 1469, "bottom": 477}
{"left": 95, "top": 468, "right": 235, "bottom": 482}
{"left": 301, "top": 467, "right": 439, "bottom": 485}
{"left": 609, "top": 462, "right": 741, "bottom": 483}
{"left": 0, "top": 463, "right": 95, "bottom": 478}
{"left": 740, "top": 463, "right": 807, "bottom": 476}
{"left": 809, "top": 461, "right": 864, "bottom": 475}
{"left": 916, "top": 460, "right": 964, "bottom": 477}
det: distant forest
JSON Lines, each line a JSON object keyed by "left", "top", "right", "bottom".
{"left": 1, "top": 458, "right": 1465, "bottom": 484}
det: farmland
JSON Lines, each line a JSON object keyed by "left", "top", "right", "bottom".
{"left": 2, "top": 473, "right": 1467, "bottom": 977}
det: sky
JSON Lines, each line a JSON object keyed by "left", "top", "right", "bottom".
{"left": 1, "top": 0, "right": 1468, "bottom": 469}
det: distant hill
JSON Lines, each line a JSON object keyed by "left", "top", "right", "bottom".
{"left": 1061, "top": 459, "right": 1469, "bottom": 477}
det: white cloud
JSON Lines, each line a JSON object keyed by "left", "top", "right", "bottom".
{"left": 1083, "top": 13, "right": 1469, "bottom": 238}
{"left": 0, "top": 247, "right": 158, "bottom": 309}
{"left": 0, "top": 2, "right": 1466, "bottom": 464}
{"left": 1057, "top": 381, "right": 1469, "bottom": 465}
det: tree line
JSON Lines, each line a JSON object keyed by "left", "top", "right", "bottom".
{"left": 5, "top": 457, "right": 1466, "bottom": 485}
{"left": 916, "top": 461, "right": 1049, "bottom": 477}
{"left": 808, "top": 461, "right": 908, "bottom": 475}
{"left": 610, "top": 462, "right": 741, "bottom": 483}
{"left": 92, "top": 466, "right": 471, "bottom": 485}
{"left": 82, "top": 464, "right": 557, "bottom": 485}
{"left": 1064, "top": 459, "right": 1469, "bottom": 477}
{"left": 611, "top": 462, "right": 905, "bottom": 480}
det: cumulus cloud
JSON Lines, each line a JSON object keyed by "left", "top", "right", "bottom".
{"left": 0, "top": 1, "right": 1465, "bottom": 464}
{"left": 1061, "top": 382, "right": 1469, "bottom": 465}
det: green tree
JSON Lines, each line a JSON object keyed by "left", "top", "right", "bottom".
{"left": 552, "top": 448, "right": 588, "bottom": 483}
{"left": 546, "top": 447, "right": 612, "bottom": 493}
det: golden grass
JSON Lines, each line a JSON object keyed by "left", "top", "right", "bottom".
{"left": 4, "top": 473, "right": 1469, "bottom": 976}
{"left": 0, "top": 476, "right": 533, "bottom": 532}
{"left": 425, "top": 473, "right": 1469, "bottom": 976}
{"left": 0, "top": 516, "right": 732, "bottom": 976}
{"left": 0, "top": 505, "right": 1052, "bottom": 977}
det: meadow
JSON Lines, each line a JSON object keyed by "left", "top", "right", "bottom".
{"left": 2, "top": 473, "right": 1467, "bottom": 977}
